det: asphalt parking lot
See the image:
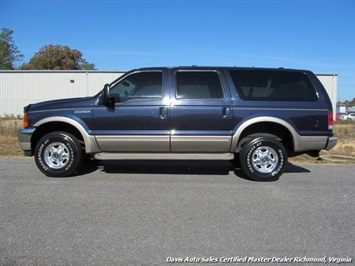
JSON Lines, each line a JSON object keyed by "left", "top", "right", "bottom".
{"left": 0, "top": 158, "right": 354, "bottom": 266}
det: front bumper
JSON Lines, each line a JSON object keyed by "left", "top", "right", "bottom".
{"left": 325, "top": 137, "right": 338, "bottom": 150}
{"left": 18, "top": 128, "right": 36, "bottom": 156}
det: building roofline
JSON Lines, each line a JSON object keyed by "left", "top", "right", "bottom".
{"left": 315, "top": 73, "right": 338, "bottom": 76}
{"left": 0, "top": 70, "right": 127, "bottom": 73}
{"left": 0, "top": 69, "right": 338, "bottom": 76}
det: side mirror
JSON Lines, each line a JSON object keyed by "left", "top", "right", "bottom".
{"left": 102, "top": 84, "right": 113, "bottom": 106}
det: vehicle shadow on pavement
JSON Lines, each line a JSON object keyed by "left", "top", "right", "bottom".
{"left": 234, "top": 162, "right": 311, "bottom": 181}
{"left": 77, "top": 160, "right": 311, "bottom": 178}
{"left": 94, "top": 160, "right": 235, "bottom": 175}
{"left": 285, "top": 163, "right": 311, "bottom": 173}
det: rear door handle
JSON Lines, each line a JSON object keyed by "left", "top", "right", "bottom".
{"left": 160, "top": 107, "right": 168, "bottom": 119}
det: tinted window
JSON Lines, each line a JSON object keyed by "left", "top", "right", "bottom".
{"left": 230, "top": 70, "right": 318, "bottom": 101}
{"left": 110, "top": 72, "right": 162, "bottom": 102}
{"left": 176, "top": 71, "right": 224, "bottom": 99}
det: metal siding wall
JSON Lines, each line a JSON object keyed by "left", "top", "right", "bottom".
{"left": 316, "top": 74, "right": 338, "bottom": 120}
{"left": 87, "top": 72, "right": 124, "bottom": 95}
{"left": 0, "top": 71, "right": 124, "bottom": 116}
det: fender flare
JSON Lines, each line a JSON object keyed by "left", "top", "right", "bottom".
{"left": 231, "top": 116, "right": 298, "bottom": 152}
{"left": 33, "top": 116, "right": 101, "bottom": 153}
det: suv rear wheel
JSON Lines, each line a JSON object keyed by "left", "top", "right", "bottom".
{"left": 34, "top": 132, "right": 83, "bottom": 177}
{"left": 240, "top": 137, "right": 287, "bottom": 181}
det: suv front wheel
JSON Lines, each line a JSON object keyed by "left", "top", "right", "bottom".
{"left": 34, "top": 132, "right": 83, "bottom": 177}
{"left": 240, "top": 137, "right": 288, "bottom": 181}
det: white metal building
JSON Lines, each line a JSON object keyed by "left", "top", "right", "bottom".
{"left": 316, "top": 74, "right": 338, "bottom": 120}
{"left": 0, "top": 70, "right": 338, "bottom": 119}
{"left": 0, "top": 71, "right": 125, "bottom": 116}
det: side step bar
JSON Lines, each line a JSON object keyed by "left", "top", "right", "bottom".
{"left": 94, "top": 153, "right": 234, "bottom": 161}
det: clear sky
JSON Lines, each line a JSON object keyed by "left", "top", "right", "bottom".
{"left": 1, "top": 0, "right": 354, "bottom": 101}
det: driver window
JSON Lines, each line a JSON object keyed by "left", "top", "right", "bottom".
{"left": 110, "top": 71, "right": 163, "bottom": 102}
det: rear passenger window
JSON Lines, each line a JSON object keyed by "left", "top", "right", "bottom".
{"left": 230, "top": 70, "right": 318, "bottom": 101}
{"left": 176, "top": 71, "right": 224, "bottom": 99}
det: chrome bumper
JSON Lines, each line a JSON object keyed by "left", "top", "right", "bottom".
{"left": 18, "top": 128, "right": 35, "bottom": 156}
{"left": 325, "top": 137, "right": 337, "bottom": 150}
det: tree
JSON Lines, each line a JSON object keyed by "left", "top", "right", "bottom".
{"left": 0, "top": 28, "right": 24, "bottom": 70}
{"left": 337, "top": 98, "right": 355, "bottom": 108}
{"left": 21, "top": 44, "right": 96, "bottom": 70}
{"left": 80, "top": 58, "right": 96, "bottom": 70}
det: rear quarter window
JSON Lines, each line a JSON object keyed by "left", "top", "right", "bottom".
{"left": 230, "top": 70, "right": 318, "bottom": 101}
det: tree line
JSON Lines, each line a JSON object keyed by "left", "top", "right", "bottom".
{"left": 0, "top": 28, "right": 95, "bottom": 70}
{"left": 337, "top": 99, "right": 355, "bottom": 108}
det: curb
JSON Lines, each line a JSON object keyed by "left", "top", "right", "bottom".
{"left": 318, "top": 155, "right": 355, "bottom": 163}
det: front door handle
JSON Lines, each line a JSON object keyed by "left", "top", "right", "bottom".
{"left": 223, "top": 107, "right": 232, "bottom": 119}
{"left": 160, "top": 107, "right": 168, "bottom": 119}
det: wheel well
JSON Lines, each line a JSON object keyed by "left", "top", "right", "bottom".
{"left": 31, "top": 122, "right": 85, "bottom": 152}
{"left": 237, "top": 122, "right": 294, "bottom": 153}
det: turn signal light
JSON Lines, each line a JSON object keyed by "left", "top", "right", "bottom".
{"left": 23, "top": 113, "right": 29, "bottom": 128}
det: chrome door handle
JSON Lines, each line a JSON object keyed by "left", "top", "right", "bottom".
{"left": 160, "top": 107, "right": 168, "bottom": 119}
{"left": 223, "top": 107, "right": 232, "bottom": 119}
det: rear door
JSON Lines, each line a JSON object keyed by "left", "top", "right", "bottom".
{"left": 169, "top": 69, "right": 234, "bottom": 152}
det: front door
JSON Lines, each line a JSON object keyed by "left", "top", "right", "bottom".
{"left": 93, "top": 70, "right": 170, "bottom": 152}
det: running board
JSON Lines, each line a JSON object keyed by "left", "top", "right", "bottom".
{"left": 94, "top": 153, "right": 234, "bottom": 161}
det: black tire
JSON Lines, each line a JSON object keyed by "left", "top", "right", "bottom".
{"left": 239, "top": 137, "right": 288, "bottom": 181}
{"left": 34, "top": 132, "right": 83, "bottom": 177}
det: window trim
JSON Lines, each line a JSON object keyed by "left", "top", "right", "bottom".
{"left": 174, "top": 70, "right": 225, "bottom": 100}
{"left": 229, "top": 70, "right": 319, "bottom": 102}
{"left": 109, "top": 70, "right": 164, "bottom": 104}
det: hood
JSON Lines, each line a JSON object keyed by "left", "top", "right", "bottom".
{"left": 26, "top": 96, "right": 96, "bottom": 113}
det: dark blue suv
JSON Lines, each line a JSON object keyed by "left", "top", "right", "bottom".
{"left": 18, "top": 67, "right": 337, "bottom": 181}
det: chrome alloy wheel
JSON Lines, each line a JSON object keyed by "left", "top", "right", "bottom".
{"left": 43, "top": 142, "right": 70, "bottom": 169}
{"left": 251, "top": 146, "right": 279, "bottom": 173}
